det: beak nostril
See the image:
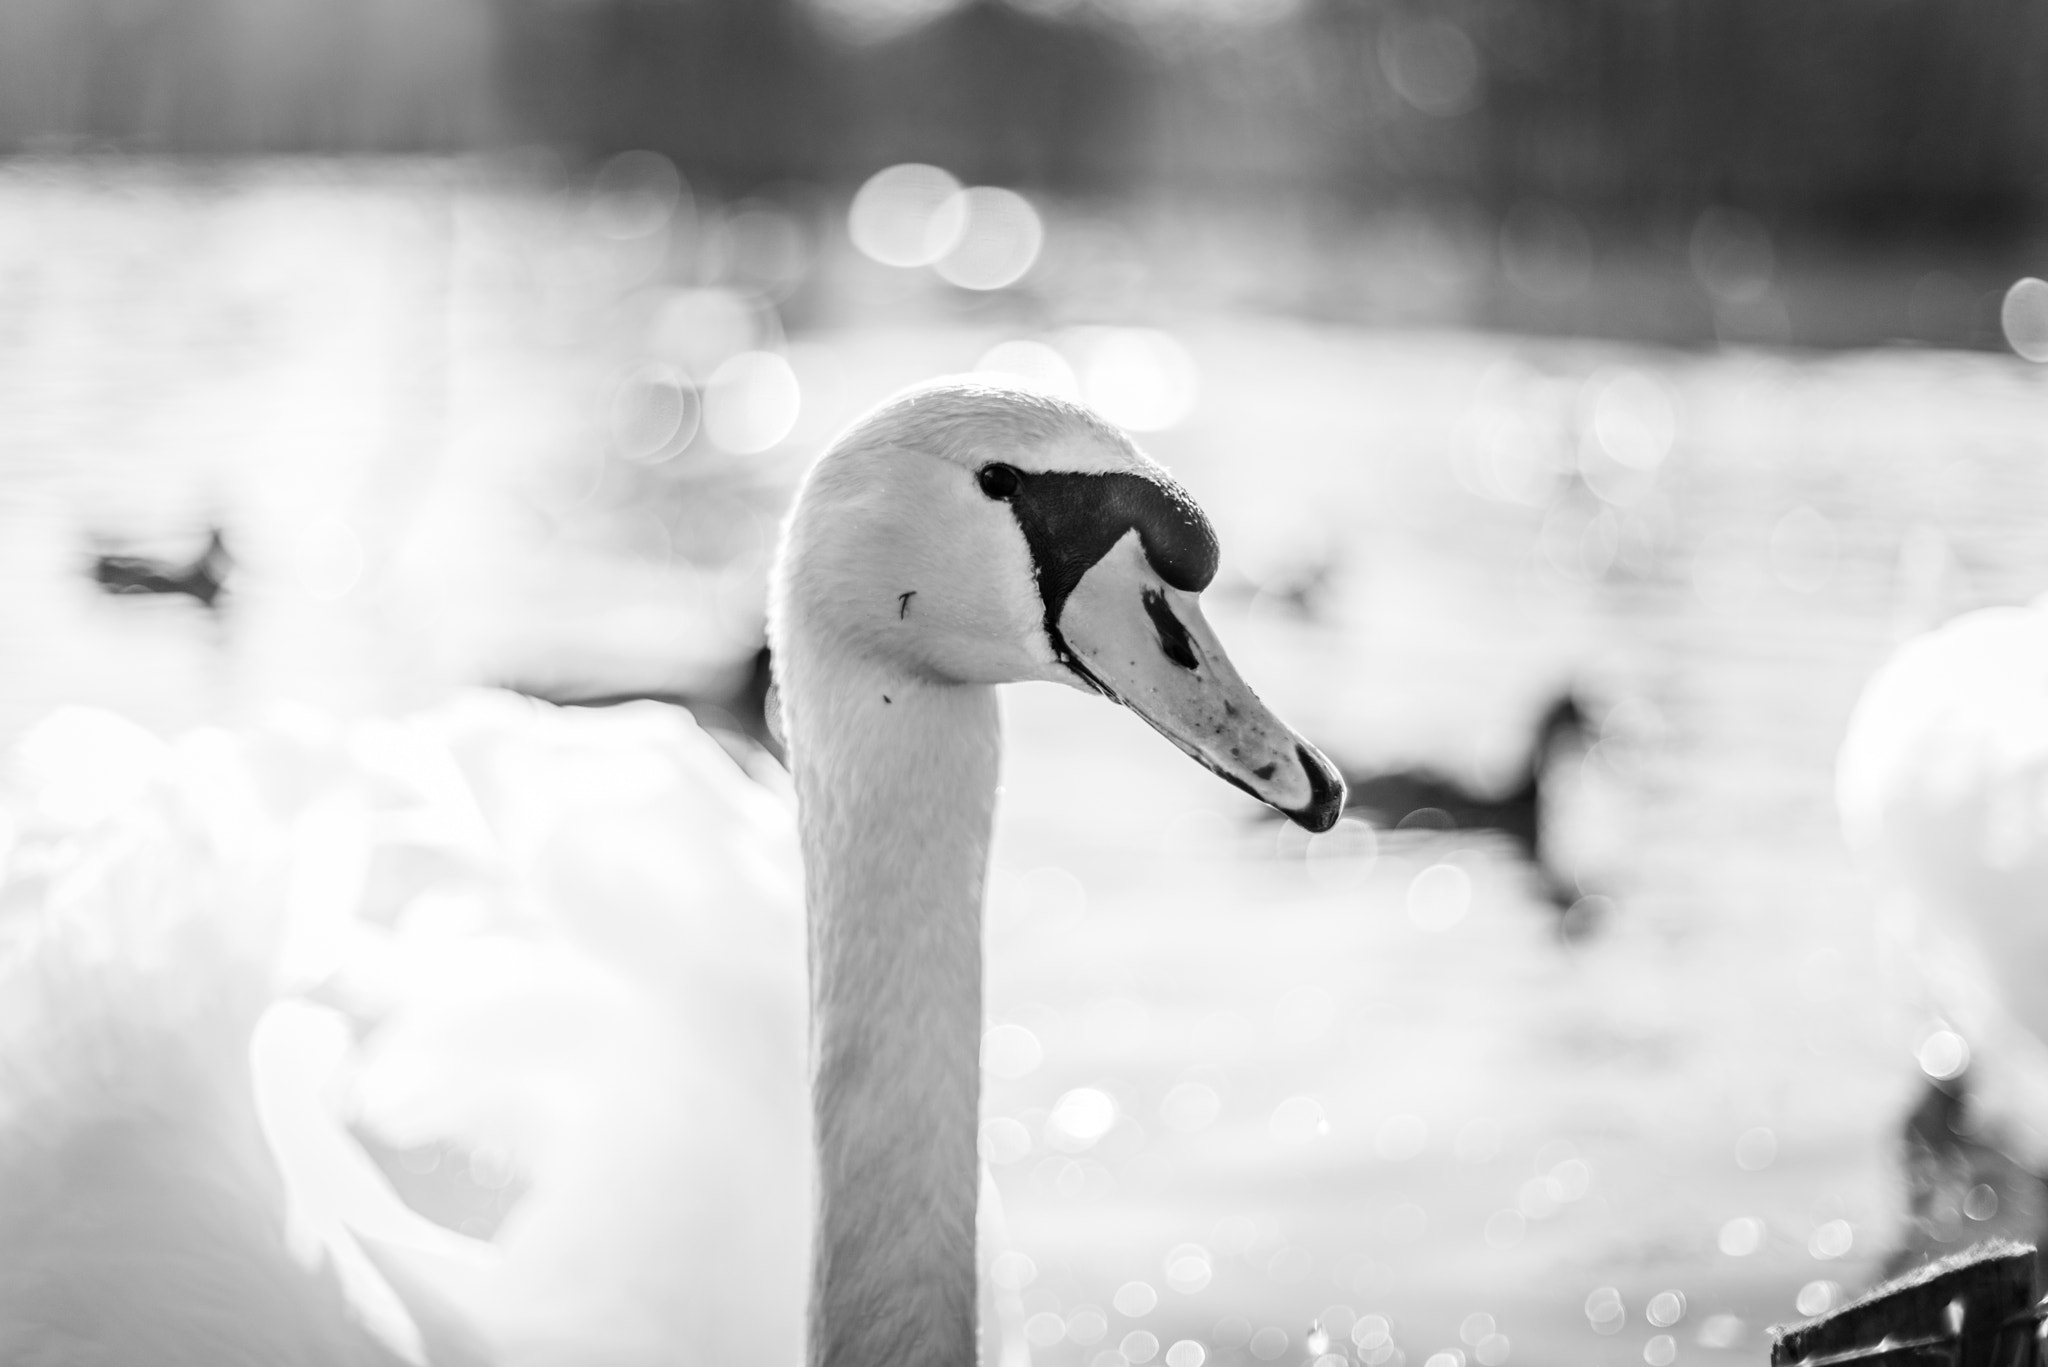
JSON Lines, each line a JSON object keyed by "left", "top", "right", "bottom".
{"left": 1141, "top": 588, "right": 1200, "bottom": 671}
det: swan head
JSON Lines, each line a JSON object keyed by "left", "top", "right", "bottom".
{"left": 773, "top": 380, "right": 1345, "bottom": 831}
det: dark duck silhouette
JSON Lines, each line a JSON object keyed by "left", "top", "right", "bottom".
{"left": 1299, "top": 694, "right": 1597, "bottom": 918}
{"left": 89, "top": 526, "right": 233, "bottom": 612}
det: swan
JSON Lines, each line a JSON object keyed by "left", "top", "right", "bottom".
{"left": 0, "top": 379, "right": 1344, "bottom": 1366}
{"left": 773, "top": 380, "right": 1343, "bottom": 1365}
{"left": 1836, "top": 595, "right": 2048, "bottom": 1269}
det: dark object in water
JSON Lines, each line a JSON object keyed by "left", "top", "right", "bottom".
{"left": 1296, "top": 694, "right": 1593, "bottom": 912}
{"left": 1771, "top": 1237, "right": 2037, "bottom": 1366}
{"left": 518, "top": 644, "right": 782, "bottom": 764}
{"left": 90, "top": 527, "right": 233, "bottom": 611}
{"left": 1886, "top": 1073, "right": 2048, "bottom": 1297}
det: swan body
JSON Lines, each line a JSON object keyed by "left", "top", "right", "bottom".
{"left": 1837, "top": 596, "right": 2048, "bottom": 1263}
{"left": 0, "top": 380, "right": 1343, "bottom": 1367}
{"left": 1838, "top": 599, "right": 2048, "bottom": 1053}
{"left": 0, "top": 691, "right": 808, "bottom": 1366}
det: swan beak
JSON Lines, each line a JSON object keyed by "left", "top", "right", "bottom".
{"left": 1053, "top": 532, "right": 1346, "bottom": 832}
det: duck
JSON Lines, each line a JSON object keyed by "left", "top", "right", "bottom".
{"left": 88, "top": 525, "right": 234, "bottom": 613}
{"left": 1283, "top": 692, "right": 1596, "bottom": 918}
{"left": 0, "top": 380, "right": 1345, "bottom": 1367}
{"left": 1835, "top": 596, "right": 2048, "bottom": 1277}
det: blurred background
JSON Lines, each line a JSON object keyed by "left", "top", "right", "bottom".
{"left": 3, "top": 0, "right": 2048, "bottom": 1364}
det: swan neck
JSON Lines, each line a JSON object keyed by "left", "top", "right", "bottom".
{"left": 784, "top": 643, "right": 997, "bottom": 1367}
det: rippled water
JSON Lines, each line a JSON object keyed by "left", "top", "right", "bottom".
{"left": 5, "top": 164, "right": 2048, "bottom": 1367}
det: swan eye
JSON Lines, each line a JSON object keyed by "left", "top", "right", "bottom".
{"left": 977, "top": 463, "right": 1022, "bottom": 500}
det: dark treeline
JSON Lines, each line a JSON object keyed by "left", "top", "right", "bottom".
{"left": 4, "top": 0, "right": 2045, "bottom": 243}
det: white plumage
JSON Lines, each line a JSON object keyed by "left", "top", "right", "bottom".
{"left": 0, "top": 694, "right": 809, "bottom": 1365}
{"left": 1838, "top": 596, "right": 2048, "bottom": 1162}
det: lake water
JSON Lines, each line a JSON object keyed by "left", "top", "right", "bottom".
{"left": 5, "top": 162, "right": 2048, "bottom": 1367}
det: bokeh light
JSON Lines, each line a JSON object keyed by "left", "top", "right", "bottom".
{"left": 933, "top": 187, "right": 1044, "bottom": 290}
{"left": 1733, "top": 1126, "right": 1777, "bottom": 1170}
{"left": 2000, "top": 277, "right": 2048, "bottom": 361}
{"left": 609, "top": 364, "right": 699, "bottom": 462}
{"left": 1645, "top": 1290, "right": 1686, "bottom": 1327}
{"left": 651, "top": 288, "right": 780, "bottom": 379}
{"left": 1070, "top": 328, "right": 1200, "bottom": 431}
{"left": 1794, "top": 1281, "right": 1842, "bottom": 1317}
{"left": 1380, "top": 17, "right": 1482, "bottom": 117}
{"left": 589, "top": 149, "right": 685, "bottom": 239}
{"left": 1587, "top": 369, "right": 1677, "bottom": 471}
{"left": 1584, "top": 1286, "right": 1624, "bottom": 1334}
{"left": 981, "top": 1022, "right": 1044, "bottom": 1078}
{"left": 1697, "top": 1314, "right": 1746, "bottom": 1349}
{"left": 1406, "top": 863, "right": 1472, "bottom": 931}
{"left": 992, "top": 1250, "right": 1038, "bottom": 1289}
{"left": 1164, "top": 1244, "right": 1213, "bottom": 1294}
{"left": 1806, "top": 1218, "right": 1852, "bottom": 1259}
{"left": 848, "top": 163, "right": 966, "bottom": 267}
{"left": 1769, "top": 506, "right": 1837, "bottom": 593}
{"left": 1050, "top": 1087, "right": 1119, "bottom": 1149}
{"left": 980, "top": 1116, "right": 1032, "bottom": 1164}
{"left": 975, "top": 339, "right": 1082, "bottom": 398}
{"left": 1115, "top": 1280, "right": 1159, "bottom": 1316}
{"left": 1068, "top": 1306, "right": 1110, "bottom": 1344}
{"left": 1917, "top": 1028, "right": 1969, "bottom": 1080}
{"left": 703, "top": 350, "right": 801, "bottom": 453}
{"left": 1306, "top": 817, "right": 1378, "bottom": 887}
{"left": 1165, "top": 1342, "right": 1205, "bottom": 1367}
{"left": 1250, "top": 1326, "right": 1289, "bottom": 1360}
{"left": 1717, "top": 1216, "right": 1764, "bottom": 1256}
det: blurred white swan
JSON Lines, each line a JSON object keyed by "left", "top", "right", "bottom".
{"left": 0, "top": 382, "right": 1343, "bottom": 1367}
{"left": 1838, "top": 593, "right": 2048, "bottom": 1266}
{"left": 0, "top": 692, "right": 809, "bottom": 1367}
{"left": 1838, "top": 596, "right": 2048, "bottom": 1065}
